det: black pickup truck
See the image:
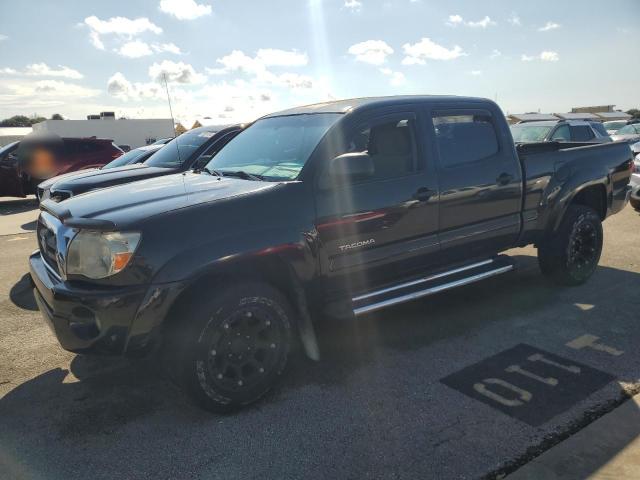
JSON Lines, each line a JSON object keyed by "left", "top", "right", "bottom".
{"left": 30, "top": 96, "right": 633, "bottom": 411}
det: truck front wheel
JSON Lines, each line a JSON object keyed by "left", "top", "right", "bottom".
{"left": 174, "top": 282, "right": 292, "bottom": 412}
{"left": 537, "top": 205, "right": 603, "bottom": 286}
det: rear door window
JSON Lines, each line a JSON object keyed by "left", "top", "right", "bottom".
{"left": 433, "top": 113, "right": 499, "bottom": 167}
{"left": 570, "top": 125, "right": 595, "bottom": 141}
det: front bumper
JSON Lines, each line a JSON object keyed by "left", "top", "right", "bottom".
{"left": 29, "top": 251, "right": 181, "bottom": 355}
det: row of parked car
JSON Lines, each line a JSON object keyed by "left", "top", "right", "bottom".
{"left": 509, "top": 118, "right": 640, "bottom": 210}
{"left": 26, "top": 95, "right": 635, "bottom": 412}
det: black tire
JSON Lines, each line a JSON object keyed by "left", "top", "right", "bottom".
{"left": 537, "top": 205, "right": 603, "bottom": 286}
{"left": 631, "top": 197, "right": 640, "bottom": 212}
{"left": 169, "top": 282, "right": 293, "bottom": 413}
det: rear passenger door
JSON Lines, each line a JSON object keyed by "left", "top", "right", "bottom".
{"left": 429, "top": 109, "right": 523, "bottom": 262}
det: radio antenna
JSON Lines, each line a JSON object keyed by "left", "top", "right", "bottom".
{"left": 162, "top": 73, "right": 183, "bottom": 166}
{"left": 163, "top": 73, "right": 177, "bottom": 137}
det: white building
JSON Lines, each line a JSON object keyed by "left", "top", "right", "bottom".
{"left": 0, "top": 127, "right": 32, "bottom": 146}
{"left": 32, "top": 113, "right": 174, "bottom": 149}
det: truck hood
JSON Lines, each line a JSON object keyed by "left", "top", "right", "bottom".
{"left": 56, "top": 171, "right": 278, "bottom": 227}
{"left": 50, "top": 164, "right": 174, "bottom": 195}
{"left": 38, "top": 168, "right": 101, "bottom": 189}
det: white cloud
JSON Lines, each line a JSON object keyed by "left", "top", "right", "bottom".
{"left": 117, "top": 40, "right": 154, "bottom": 58}
{"left": 212, "top": 50, "right": 264, "bottom": 75}
{"left": 538, "top": 21, "right": 561, "bottom": 32}
{"left": 3, "top": 80, "right": 100, "bottom": 101}
{"left": 89, "top": 31, "right": 105, "bottom": 50}
{"left": 540, "top": 51, "right": 559, "bottom": 61}
{"left": 469, "top": 70, "right": 482, "bottom": 76}
{"left": 467, "top": 16, "right": 496, "bottom": 28}
{"left": 207, "top": 49, "right": 316, "bottom": 91}
{"left": 344, "top": 0, "right": 362, "bottom": 11}
{"left": 508, "top": 13, "right": 521, "bottom": 26}
{"left": 276, "top": 73, "right": 315, "bottom": 89}
{"left": 348, "top": 40, "right": 393, "bottom": 65}
{"left": 447, "top": 14, "right": 463, "bottom": 26}
{"left": 490, "top": 49, "right": 502, "bottom": 59}
{"left": 117, "top": 40, "right": 182, "bottom": 58}
{"left": 380, "top": 68, "right": 406, "bottom": 86}
{"left": 0, "top": 34, "right": 7, "bottom": 41}
{"left": 84, "top": 15, "right": 162, "bottom": 36}
{"left": 25, "top": 63, "right": 84, "bottom": 79}
{"left": 83, "top": 15, "right": 162, "bottom": 52}
{"left": 32, "top": 80, "right": 100, "bottom": 97}
{"left": 151, "top": 43, "right": 182, "bottom": 55}
{"left": 149, "top": 60, "right": 207, "bottom": 84}
{"left": 255, "top": 49, "right": 308, "bottom": 67}
{"left": 107, "top": 72, "right": 163, "bottom": 100}
{"left": 159, "top": 0, "right": 212, "bottom": 20}
{"left": 402, "top": 38, "right": 465, "bottom": 65}
{"left": 521, "top": 51, "right": 559, "bottom": 62}
{"left": 0, "top": 63, "right": 84, "bottom": 79}
{"left": 211, "top": 49, "right": 310, "bottom": 76}
{"left": 447, "top": 14, "right": 496, "bottom": 28}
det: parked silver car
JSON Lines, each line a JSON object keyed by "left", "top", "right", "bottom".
{"left": 510, "top": 120, "right": 612, "bottom": 144}
{"left": 611, "top": 123, "right": 640, "bottom": 144}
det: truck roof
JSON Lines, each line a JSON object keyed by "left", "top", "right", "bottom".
{"left": 264, "top": 95, "right": 494, "bottom": 118}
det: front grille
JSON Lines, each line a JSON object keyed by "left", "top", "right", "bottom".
{"left": 37, "top": 218, "right": 59, "bottom": 276}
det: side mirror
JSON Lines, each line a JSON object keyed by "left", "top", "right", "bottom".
{"left": 328, "top": 151, "right": 374, "bottom": 182}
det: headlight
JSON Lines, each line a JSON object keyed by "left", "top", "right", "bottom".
{"left": 66, "top": 231, "right": 141, "bottom": 279}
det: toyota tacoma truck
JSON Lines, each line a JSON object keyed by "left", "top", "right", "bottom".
{"left": 30, "top": 96, "right": 634, "bottom": 412}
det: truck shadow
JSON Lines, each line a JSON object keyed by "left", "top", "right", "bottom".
{"left": 1, "top": 254, "right": 639, "bottom": 479}
{"left": 0, "top": 197, "right": 38, "bottom": 216}
{"left": 9, "top": 273, "right": 37, "bottom": 310}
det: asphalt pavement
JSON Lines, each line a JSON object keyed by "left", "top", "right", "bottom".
{"left": 0, "top": 201, "right": 639, "bottom": 479}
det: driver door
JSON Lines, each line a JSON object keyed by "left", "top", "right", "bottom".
{"left": 315, "top": 108, "right": 440, "bottom": 295}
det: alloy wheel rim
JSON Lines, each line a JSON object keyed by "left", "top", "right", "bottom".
{"left": 568, "top": 220, "right": 598, "bottom": 271}
{"left": 206, "top": 307, "right": 282, "bottom": 391}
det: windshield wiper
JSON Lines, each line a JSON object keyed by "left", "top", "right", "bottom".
{"left": 196, "top": 166, "right": 224, "bottom": 177}
{"left": 221, "top": 170, "right": 265, "bottom": 181}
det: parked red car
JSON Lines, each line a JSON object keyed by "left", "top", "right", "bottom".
{"left": 0, "top": 136, "right": 122, "bottom": 197}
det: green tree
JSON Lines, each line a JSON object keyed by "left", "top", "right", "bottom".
{"left": 0, "top": 115, "right": 47, "bottom": 127}
{"left": 626, "top": 109, "right": 640, "bottom": 120}
{"left": 51, "top": 113, "right": 64, "bottom": 120}
{"left": 0, "top": 115, "right": 32, "bottom": 127}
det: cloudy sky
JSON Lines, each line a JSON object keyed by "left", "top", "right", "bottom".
{"left": 0, "top": 0, "right": 638, "bottom": 125}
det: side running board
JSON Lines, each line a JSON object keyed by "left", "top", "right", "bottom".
{"left": 352, "top": 256, "right": 515, "bottom": 316}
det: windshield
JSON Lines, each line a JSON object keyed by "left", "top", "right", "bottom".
{"left": 510, "top": 124, "right": 553, "bottom": 143}
{"left": 603, "top": 121, "right": 626, "bottom": 131}
{"left": 206, "top": 114, "right": 341, "bottom": 181}
{"left": 103, "top": 148, "right": 150, "bottom": 169}
{"left": 617, "top": 124, "right": 639, "bottom": 135}
{"left": 145, "top": 130, "right": 217, "bottom": 168}
{"left": 0, "top": 141, "right": 19, "bottom": 158}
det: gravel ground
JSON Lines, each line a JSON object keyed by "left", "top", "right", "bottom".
{"left": 0, "top": 205, "right": 639, "bottom": 480}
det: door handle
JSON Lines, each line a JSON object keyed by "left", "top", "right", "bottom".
{"left": 414, "top": 187, "right": 434, "bottom": 202}
{"left": 496, "top": 173, "right": 513, "bottom": 185}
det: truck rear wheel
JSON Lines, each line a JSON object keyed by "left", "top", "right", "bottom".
{"left": 174, "top": 282, "right": 292, "bottom": 412}
{"left": 537, "top": 205, "right": 603, "bottom": 286}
